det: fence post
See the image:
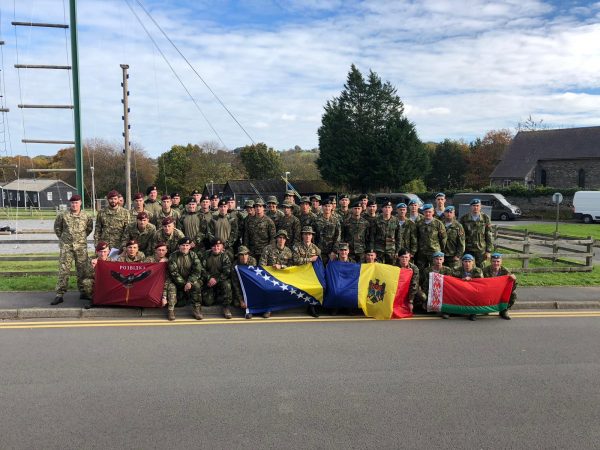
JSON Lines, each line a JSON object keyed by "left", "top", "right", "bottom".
{"left": 522, "top": 230, "right": 530, "bottom": 269}
{"left": 586, "top": 236, "right": 594, "bottom": 269}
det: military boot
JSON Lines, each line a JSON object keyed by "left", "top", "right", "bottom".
{"left": 51, "top": 296, "right": 64, "bottom": 305}
{"left": 500, "top": 309, "right": 511, "bottom": 320}
{"left": 223, "top": 306, "right": 232, "bottom": 319}
{"left": 307, "top": 305, "right": 319, "bottom": 318}
{"left": 192, "top": 305, "right": 203, "bottom": 320}
{"left": 168, "top": 310, "right": 176, "bottom": 321}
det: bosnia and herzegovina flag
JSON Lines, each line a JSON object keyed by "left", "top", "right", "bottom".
{"left": 427, "top": 272, "right": 514, "bottom": 314}
{"left": 236, "top": 259, "right": 326, "bottom": 314}
{"left": 324, "top": 261, "right": 413, "bottom": 319}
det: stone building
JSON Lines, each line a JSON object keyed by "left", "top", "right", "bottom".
{"left": 490, "top": 126, "right": 600, "bottom": 189}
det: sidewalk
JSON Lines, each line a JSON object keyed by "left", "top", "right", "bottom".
{"left": 1, "top": 287, "right": 599, "bottom": 320}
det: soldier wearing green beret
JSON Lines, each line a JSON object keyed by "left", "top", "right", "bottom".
{"left": 144, "top": 185, "right": 162, "bottom": 218}
{"left": 178, "top": 197, "right": 210, "bottom": 254}
{"left": 203, "top": 239, "right": 233, "bottom": 319}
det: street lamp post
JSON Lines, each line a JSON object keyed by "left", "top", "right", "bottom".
{"left": 284, "top": 171, "right": 290, "bottom": 190}
{"left": 210, "top": 180, "right": 214, "bottom": 195}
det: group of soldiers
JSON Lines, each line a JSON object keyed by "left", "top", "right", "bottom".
{"left": 52, "top": 186, "right": 516, "bottom": 321}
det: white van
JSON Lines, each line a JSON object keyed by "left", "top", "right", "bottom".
{"left": 573, "top": 191, "right": 600, "bottom": 224}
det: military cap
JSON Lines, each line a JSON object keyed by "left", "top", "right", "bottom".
{"left": 365, "top": 248, "right": 377, "bottom": 254}
{"left": 177, "top": 237, "right": 192, "bottom": 246}
{"left": 218, "top": 199, "right": 227, "bottom": 206}
{"left": 462, "top": 253, "right": 475, "bottom": 261}
{"left": 396, "top": 202, "right": 407, "bottom": 209}
{"left": 338, "top": 242, "right": 350, "bottom": 251}
{"left": 381, "top": 200, "right": 393, "bottom": 208}
{"left": 470, "top": 198, "right": 481, "bottom": 205}
{"left": 351, "top": 201, "right": 362, "bottom": 208}
{"left": 154, "top": 241, "right": 167, "bottom": 249}
{"left": 301, "top": 226, "right": 315, "bottom": 234}
{"left": 367, "top": 200, "right": 376, "bottom": 207}
{"left": 321, "top": 199, "right": 333, "bottom": 206}
{"left": 300, "top": 196, "right": 311, "bottom": 204}
{"left": 282, "top": 201, "right": 293, "bottom": 208}
{"left": 223, "top": 196, "right": 233, "bottom": 202}
{"left": 186, "top": 196, "right": 197, "bottom": 204}
{"left": 491, "top": 252, "right": 503, "bottom": 259}
{"left": 95, "top": 241, "right": 109, "bottom": 252}
{"left": 310, "top": 194, "right": 321, "bottom": 201}
{"left": 161, "top": 194, "right": 171, "bottom": 201}
{"left": 254, "top": 198, "right": 265, "bottom": 207}
{"left": 328, "top": 195, "right": 337, "bottom": 201}
{"left": 125, "top": 239, "right": 138, "bottom": 247}
{"left": 408, "top": 199, "right": 418, "bottom": 206}
{"left": 444, "top": 206, "right": 455, "bottom": 212}
{"left": 266, "top": 196, "right": 279, "bottom": 204}
{"left": 201, "top": 195, "right": 210, "bottom": 202}
{"left": 275, "top": 230, "right": 288, "bottom": 239}
{"left": 244, "top": 199, "right": 255, "bottom": 208}
{"left": 236, "top": 245, "right": 250, "bottom": 256}
{"left": 432, "top": 251, "right": 445, "bottom": 258}
{"left": 339, "top": 193, "right": 349, "bottom": 200}
{"left": 211, "top": 238, "right": 224, "bottom": 246}
{"left": 422, "top": 203, "right": 433, "bottom": 210}
{"left": 358, "top": 194, "right": 368, "bottom": 200}
{"left": 170, "top": 192, "right": 180, "bottom": 198}
{"left": 285, "top": 190, "right": 295, "bottom": 196}
{"left": 210, "top": 194, "right": 220, "bottom": 200}
{"left": 435, "top": 192, "right": 446, "bottom": 199}
{"left": 161, "top": 216, "right": 174, "bottom": 225}
{"left": 107, "top": 190, "right": 120, "bottom": 199}
{"left": 133, "top": 192, "right": 144, "bottom": 200}
{"left": 69, "top": 194, "right": 82, "bottom": 202}
{"left": 190, "top": 189, "right": 200, "bottom": 195}
{"left": 136, "top": 211, "right": 149, "bottom": 220}
{"left": 146, "top": 185, "right": 158, "bottom": 195}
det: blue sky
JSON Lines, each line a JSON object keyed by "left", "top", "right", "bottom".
{"left": 1, "top": 0, "right": 600, "bottom": 159}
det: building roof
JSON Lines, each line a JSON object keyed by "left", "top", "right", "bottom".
{"left": 0, "top": 178, "right": 75, "bottom": 192}
{"left": 490, "top": 126, "right": 600, "bottom": 179}
{"left": 224, "top": 179, "right": 335, "bottom": 197}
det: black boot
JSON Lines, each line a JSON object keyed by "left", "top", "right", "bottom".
{"left": 468, "top": 314, "right": 477, "bottom": 321}
{"left": 500, "top": 309, "right": 511, "bottom": 320}
{"left": 307, "top": 305, "right": 319, "bottom": 318}
{"left": 51, "top": 296, "right": 63, "bottom": 305}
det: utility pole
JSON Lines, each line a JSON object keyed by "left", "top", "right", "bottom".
{"left": 69, "top": 0, "right": 84, "bottom": 205}
{"left": 121, "top": 64, "right": 131, "bottom": 209}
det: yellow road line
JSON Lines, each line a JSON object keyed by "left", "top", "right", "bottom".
{"left": 0, "top": 311, "right": 598, "bottom": 329}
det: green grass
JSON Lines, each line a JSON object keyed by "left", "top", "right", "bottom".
{"left": 0, "top": 275, "right": 76, "bottom": 291}
{"left": 0, "top": 260, "right": 59, "bottom": 272}
{"left": 514, "top": 265, "right": 600, "bottom": 287}
{"left": 509, "top": 223, "right": 600, "bottom": 240}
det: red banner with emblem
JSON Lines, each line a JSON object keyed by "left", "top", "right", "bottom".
{"left": 93, "top": 260, "right": 166, "bottom": 308}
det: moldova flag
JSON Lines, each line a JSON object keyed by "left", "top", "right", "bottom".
{"left": 324, "top": 261, "right": 413, "bottom": 319}
{"left": 427, "top": 272, "right": 514, "bottom": 314}
{"left": 235, "top": 260, "right": 326, "bottom": 315}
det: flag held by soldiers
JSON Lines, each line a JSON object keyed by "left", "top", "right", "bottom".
{"left": 427, "top": 272, "right": 514, "bottom": 314}
{"left": 94, "top": 261, "right": 166, "bottom": 308}
{"left": 235, "top": 260, "right": 326, "bottom": 315}
{"left": 324, "top": 261, "right": 413, "bottom": 319}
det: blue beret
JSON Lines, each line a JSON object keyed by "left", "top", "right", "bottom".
{"left": 444, "top": 206, "right": 455, "bottom": 212}
{"left": 470, "top": 198, "right": 481, "bottom": 205}
{"left": 396, "top": 202, "right": 407, "bottom": 208}
{"left": 422, "top": 203, "right": 433, "bottom": 210}
{"left": 432, "top": 251, "right": 445, "bottom": 258}
{"left": 491, "top": 252, "right": 502, "bottom": 259}
{"left": 408, "top": 199, "right": 418, "bottom": 206}
{"left": 435, "top": 192, "right": 446, "bottom": 198}
{"left": 462, "top": 253, "right": 475, "bottom": 261}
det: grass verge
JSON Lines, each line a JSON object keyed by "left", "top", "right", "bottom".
{"left": 509, "top": 223, "right": 600, "bottom": 240}
{"left": 0, "top": 275, "right": 76, "bottom": 291}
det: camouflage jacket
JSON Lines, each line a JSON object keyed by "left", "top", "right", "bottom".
{"left": 342, "top": 216, "right": 370, "bottom": 255}
{"left": 94, "top": 206, "right": 130, "bottom": 248}
{"left": 203, "top": 250, "right": 232, "bottom": 282}
{"left": 443, "top": 220, "right": 465, "bottom": 258}
{"left": 416, "top": 219, "right": 447, "bottom": 255}
{"left": 54, "top": 210, "right": 93, "bottom": 247}
{"left": 244, "top": 215, "right": 276, "bottom": 255}
{"left": 298, "top": 211, "right": 318, "bottom": 230}
{"left": 129, "top": 207, "right": 154, "bottom": 224}
{"left": 398, "top": 219, "right": 418, "bottom": 256}
{"left": 198, "top": 209, "right": 216, "bottom": 224}
{"left": 314, "top": 215, "right": 341, "bottom": 256}
{"left": 292, "top": 242, "right": 321, "bottom": 266}
{"left": 460, "top": 213, "right": 493, "bottom": 254}
{"left": 277, "top": 214, "right": 301, "bottom": 248}
{"left": 178, "top": 212, "right": 209, "bottom": 250}
{"left": 168, "top": 250, "right": 205, "bottom": 286}
{"left": 336, "top": 208, "right": 351, "bottom": 224}
{"left": 209, "top": 214, "right": 238, "bottom": 249}
{"left": 404, "top": 262, "right": 420, "bottom": 304}
{"left": 451, "top": 267, "right": 484, "bottom": 279}
{"left": 151, "top": 228, "right": 185, "bottom": 256}
{"left": 143, "top": 255, "right": 168, "bottom": 263}
{"left": 483, "top": 265, "right": 513, "bottom": 278}
{"left": 121, "top": 222, "right": 156, "bottom": 256}
{"left": 117, "top": 251, "right": 146, "bottom": 262}
{"left": 259, "top": 244, "right": 293, "bottom": 268}
{"left": 266, "top": 209, "right": 285, "bottom": 229}
{"left": 152, "top": 208, "right": 181, "bottom": 228}
{"left": 144, "top": 199, "right": 162, "bottom": 218}
{"left": 370, "top": 216, "right": 401, "bottom": 255}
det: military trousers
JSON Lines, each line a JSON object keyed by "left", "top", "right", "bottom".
{"left": 55, "top": 244, "right": 90, "bottom": 296}
{"left": 203, "top": 279, "right": 232, "bottom": 306}
{"left": 444, "top": 256, "right": 462, "bottom": 271}
{"left": 376, "top": 252, "right": 396, "bottom": 265}
{"left": 166, "top": 280, "right": 202, "bottom": 311}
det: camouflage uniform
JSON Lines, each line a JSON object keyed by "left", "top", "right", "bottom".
{"left": 144, "top": 198, "right": 162, "bottom": 218}
{"left": 203, "top": 250, "right": 232, "bottom": 306}
{"left": 405, "top": 262, "right": 424, "bottom": 310}
{"left": 299, "top": 211, "right": 318, "bottom": 230}
{"left": 415, "top": 220, "right": 447, "bottom": 270}
{"left": 460, "top": 213, "right": 493, "bottom": 268}
{"left": 121, "top": 222, "right": 156, "bottom": 256}
{"left": 277, "top": 214, "right": 301, "bottom": 248}
{"left": 370, "top": 216, "right": 401, "bottom": 264}
{"left": 199, "top": 209, "right": 216, "bottom": 224}
{"left": 443, "top": 220, "right": 466, "bottom": 270}
{"left": 314, "top": 215, "right": 341, "bottom": 264}
{"left": 54, "top": 209, "right": 94, "bottom": 296}
{"left": 292, "top": 241, "right": 321, "bottom": 266}
{"left": 452, "top": 266, "right": 484, "bottom": 279}
{"left": 483, "top": 265, "right": 517, "bottom": 308}
{"left": 336, "top": 208, "right": 351, "bottom": 224}
{"left": 178, "top": 211, "right": 210, "bottom": 253}
{"left": 129, "top": 207, "right": 153, "bottom": 224}
{"left": 266, "top": 209, "right": 285, "bottom": 229}
{"left": 117, "top": 251, "right": 146, "bottom": 262}
{"left": 398, "top": 219, "right": 418, "bottom": 256}
{"left": 244, "top": 215, "right": 276, "bottom": 260}
{"left": 150, "top": 227, "right": 185, "bottom": 256}
{"left": 259, "top": 244, "right": 293, "bottom": 267}
{"left": 167, "top": 250, "right": 205, "bottom": 312}
{"left": 152, "top": 208, "right": 181, "bottom": 228}
{"left": 231, "top": 255, "right": 257, "bottom": 307}
{"left": 94, "top": 206, "right": 130, "bottom": 249}
{"left": 209, "top": 213, "right": 238, "bottom": 260}
{"left": 342, "top": 216, "right": 370, "bottom": 263}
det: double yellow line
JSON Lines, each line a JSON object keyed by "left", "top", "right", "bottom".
{"left": 0, "top": 310, "right": 599, "bottom": 330}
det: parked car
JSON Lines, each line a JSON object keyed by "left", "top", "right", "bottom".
{"left": 372, "top": 193, "right": 424, "bottom": 207}
{"left": 573, "top": 191, "right": 600, "bottom": 224}
{"left": 452, "top": 193, "right": 521, "bottom": 221}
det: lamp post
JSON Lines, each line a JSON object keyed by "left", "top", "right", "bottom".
{"left": 210, "top": 180, "right": 214, "bottom": 195}
{"left": 284, "top": 171, "right": 290, "bottom": 190}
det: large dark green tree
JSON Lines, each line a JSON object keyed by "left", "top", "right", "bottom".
{"left": 317, "top": 65, "right": 429, "bottom": 192}
{"left": 428, "top": 139, "right": 468, "bottom": 190}
{"left": 239, "top": 142, "right": 283, "bottom": 179}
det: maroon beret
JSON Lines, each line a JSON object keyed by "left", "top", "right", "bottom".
{"left": 161, "top": 216, "right": 174, "bottom": 225}
{"left": 69, "top": 194, "right": 82, "bottom": 202}
{"left": 95, "top": 241, "right": 109, "bottom": 252}
{"left": 161, "top": 194, "right": 171, "bottom": 201}
{"left": 107, "top": 190, "right": 120, "bottom": 199}
{"left": 136, "top": 211, "right": 149, "bottom": 220}
{"left": 133, "top": 192, "right": 144, "bottom": 200}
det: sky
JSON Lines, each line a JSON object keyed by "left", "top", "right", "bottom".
{"left": 1, "top": 0, "right": 600, "bottom": 159}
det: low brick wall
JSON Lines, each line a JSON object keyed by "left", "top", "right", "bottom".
{"left": 504, "top": 194, "right": 574, "bottom": 219}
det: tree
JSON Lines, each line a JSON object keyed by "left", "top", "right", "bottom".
{"left": 516, "top": 114, "right": 547, "bottom": 132}
{"left": 427, "top": 139, "right": 469, "bottom": 190}
{"left": 280, "top": 147, "right": 322, "bottom": 181}
{"left": 317, "top": 64, "right": 429, "bottom": 192}
{"left": 239, "top": 143, "right": 283, "bottom": 179}
{"left": 465, "top": 129, "right": 513, "bottom": 188}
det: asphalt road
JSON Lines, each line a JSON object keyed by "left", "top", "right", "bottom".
{"left": 1, "top": 315, "right": 599, "bottom": 449}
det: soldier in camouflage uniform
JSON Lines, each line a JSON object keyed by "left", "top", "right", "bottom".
{"left": 363, "top": 248, "right": 379, "bottom": 263}
{"left": 117, "top": 239, "right": 145, "bottom": 262}
{"left": 94, "top": 190, "right": 130, "bottom": 250}
{"left": 358, "top": 194, "right": 369, "bottom": 214}
{"left": 266, "top": 196, "right": 284, "bottom": 229}
{"left": 370, "top": 201, "right": 401, "bottom": 265}
{"left": 442, "top": 206, "right": 465, "bottom": 270}
{"left": 209, "top": 194, "right": 220, "bottom": 214}
{"left": 198, "top": 195, "right": 215, "bottom": 224}
{"left": 244, "top": 199, "right": 276, "bottom": 261}
{"left": 130, "top": 192, "right": 154, "bottom": 223}
{"left": 260, "top": 230, "right": 294, "bottom": 268}
{"left": 52, "top": 194, "right": 94, "bottom": 305}
{"left": 408, "top": 199, "right": 423, "bottom": 224}
{"left": 343, "top": 201, "right": 370, "bottom": 263}
{"left": 483, "top": 252, "right": 517, "bottom": 320}
{"left": 313, "top": 199, "right": 341, "bottom": 264}
{"left": 415, "top": 204, "right": 447, "bottom": 270}
{"left": 203, "top": 238, "right": 233, "bottom": 319}
{"left": 397, "top": 248, "right": 423, "bottom": 313}
{"left": 434, "top": 192, "right": 447, "bottom": 220}
{"left": 450, "top": 253, "right": 483, "bottom": 321}
{"left": 277, "top": 201, "right": 301, "bottom": 248}
{"left": 209, "top": 199, "right": 238, "bottom": 261}
{"left": 231, "top": 246, "right": 256, "bottom": 315}
{"left": 396, "top": 202, "right": 418, "bottom": 258}
{"left": 336, "top": 242, "right": 355, "bottom": 262}
{"left": 80, "top": 241, "right": 111, "bottom": 302}
{"left": 298, "top": 196, "right": 318, "bottom": 230}
{"left": 292, "top": 226, "right": 321, "bottom": 317}
{"left": 143, "top": 241, "right": 169, "bottom": 263}
{"left": 336, "top": 194, "right": 351, "bottom": 223}
{"left": 310, "top": 194, "right": 322, "bottom": 216}
{"left": 190, "top": 189, "right": 202, "bottom": 205}
{"left": 178, "top": 197, "right": 210, "bottom": 254}
{"left": 171, "top": 192, "right": 184, "bottom": 212}
{"left": 420, "top": 251, "right": 453, "bottom": 313}
{"left": 460, "top": 198, "right": 494, "bottom": 268}
{"left": 362, "top": 200, "right": 379, "bottom": 229}
{"left": 144, "top": 185, "right": 162, "bottom": 218}
{"left": 167, "top": 237, "right": 206, "bottom": 321}
{"left": 121, "top": 211, "right": 156, "bottom": 256}
{"left": 150, "top": 216, "right": 185, "bottom": 256}
{"left": 239, "top": 199, "right": 254, "bottom": 245}
{"left": 283, "top": 190, "right": 301, "bottom": 217}
{"left": 152, "top": 195, "right": 181, "bottom": 227}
